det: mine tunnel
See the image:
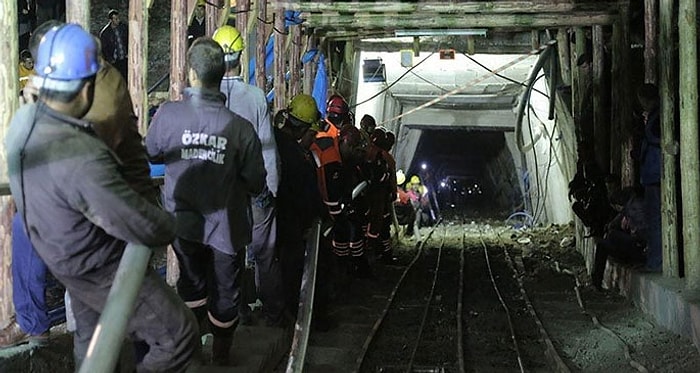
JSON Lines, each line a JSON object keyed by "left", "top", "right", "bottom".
{"left": 2, "top": 1, "right": 700, "bottom": 372}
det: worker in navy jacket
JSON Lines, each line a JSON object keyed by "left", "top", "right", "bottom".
{"left": 146, "top": 37, "right": 265, "bottom": 366}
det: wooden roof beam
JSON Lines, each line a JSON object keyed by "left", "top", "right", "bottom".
{"left": 276, "top": 1, "right": 623, "bottom": 14}
{"left": 305, "top": 12, "right": 617, "bottom": 30}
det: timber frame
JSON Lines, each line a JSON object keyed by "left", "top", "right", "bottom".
{"left": 0, "top": 0, "right": 698, "bottom": 331}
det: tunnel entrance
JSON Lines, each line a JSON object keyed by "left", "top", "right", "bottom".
{"left": 407, "top": 128, "right": 523, "bottom": 220}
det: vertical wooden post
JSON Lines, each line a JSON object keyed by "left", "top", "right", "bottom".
{"left": 273, "top": 8, "right": 286, "bottom": 112}
{"left": 205, "top": 0, "right": 221, "bottom": 37}
{"left": 166, "top": 0, "right": 194, "bottom": 285}
{"left": 592, "top": 25, "right": 609, "bottom": 174}
{"left": 644, "top": 0, "right": 658, "bottom": 84}
{"left": 170, "top": 0, "right": 192, "bottom": 101}
{"left": 556, "top": 28, "right": 571, "bottom": 86}
{"left": 289, "top": 22, "right": 302, "bottom": 97}
{"left": 238, "top": 0, "right": 253, "bottom": 84}
{"left": 65, "top": 0, "right": 90, "bottom": 27}
{"left": 659, "top": 0, "right": 679, "bottom": 278}
{"left": 303, "top": 36, "right": 316, "bottom": 95}
{"left": 679, "top": 0, "right": 700, "bottom": 289}
{"left": 255, "top": 0, "right": 267, "bottom": 89}
{"left": 570, "top": 29, "right": 581, "bottom": 118}
{"left": 129, "top": 0, "right": 148, "bottom": 135}
{"left": 0, "top": 0, "right": 20, "bottom": 328}
{"left": 611, "top": 5, "right": 632, "bottom": 187}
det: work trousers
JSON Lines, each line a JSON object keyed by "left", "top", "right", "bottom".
{"left": 65, "top": 261, "right": 199, "bottom": 372}
{"left": 277, "top": 232, "right": 306, "bottom": 315}
{"left": 644, "top": 184, "right": 662, "bottom": 270}
{"left": 592, "top": 230, "right": 645, "bottom": 288}
{"left": 248, "top": 203, "right": 284, "bottom": 323}
{"left": 11, "top": 214, "right": 50, "bottom": 336}
{"left": 173, "top": 238, "right": 244, "bottom": 327}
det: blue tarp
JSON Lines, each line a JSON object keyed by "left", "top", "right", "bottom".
{"left": 312, "top": 53, "right": 327, "bottom": 118}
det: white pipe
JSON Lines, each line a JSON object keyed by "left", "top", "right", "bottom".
{"left": 286, "top": 219, "right": 321, "bottom": 373}
{"left": 78, "top": 244, "right": 151, "bottom": 373}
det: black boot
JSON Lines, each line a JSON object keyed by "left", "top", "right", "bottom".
{"left": 191, "top": 305, "right": 210, "bottom": 336}
{"left": 352, "top": 255, "right": 374, "bottom": 279}
{"left": 210, "top": 321, "right": 236, "bottom": 366}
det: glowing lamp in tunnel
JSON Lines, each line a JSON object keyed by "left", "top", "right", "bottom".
{"left": 440, "top": 181, "right": 446, "bottom": 188}
{"left": 421, "top": 163, "right": 427, "bottom": 170}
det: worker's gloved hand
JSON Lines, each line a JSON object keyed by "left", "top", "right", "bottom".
{"left": 254, "top": 187, "right": 274, "bottom": 209}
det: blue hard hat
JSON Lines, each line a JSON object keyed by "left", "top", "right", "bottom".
{"left": 35, "top": 23, "right": 100, "bottom": 81}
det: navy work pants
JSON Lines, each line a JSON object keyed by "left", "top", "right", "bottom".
{"left": 248, "top": 203, "right": 284, "bottom": 323}
{"left": 644, "top": 185, "right": 662, "bottom": 270}
{"left": 173, "top": 238, "right": 243, "bottom": 327}
{"left": 11, "top": 213, "right": 50, "bottom": 336}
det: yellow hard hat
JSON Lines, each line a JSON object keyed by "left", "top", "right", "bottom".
{"left": 196, "top": 0, "right": 206, "bottom": 6}
{"left": 288, "top": 94, "right": 320, "bottom": 125}
{"left": 396, "top": 170, "right": 406, "bottom": 185}
{"left": 410, "top": 175, "right": 421, "bottom": 185}
{"left": 213, "top": 25, "right": 244, "bottom": 54}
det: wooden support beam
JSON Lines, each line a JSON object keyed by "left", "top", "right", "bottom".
{"left": 171, "top": 0, "right": 197, "bottom": 101}
{"left": 556, "top": 28, "right": 571, "bottom": 86}
{"left": 679, "top": 0, "right": 700, "bottom": 289}
{"left": 166, "top": 0, "right": 196, "bottom": 285}
{"left": 659, "top": 0, "right": 678, "bottom": 278}
{"left": 274, "top": 8, "right": 286, "bottom": 113}
{"left": 256, "top": 0, "right": 267, "bottom": 89}
{"left": 65, "top": 0, "right": 90, "bottom": 27}
{"left": 237, "top": 0, "right": 251, "bottom": 84}
{"left": 303, "top": 36, "right": 316, "bottom": 94}
{"left": 611, "top": 5, "right": 633, "bottom": 187}
{"left": 129, "top": 0, "right": 148, "bottom": 134}
{"left": 276, "top": 1, "right": 623, "bottom": 15}
{"left": 205, "top": 0, "right": 219, "bottom": 36}
{"left": 644, "top": 0, "right": 658, "bottom": 84}
{"left": 304, "top": 12, "right": 617, "bottom": 30}
{"left": 289, "top": 24, "right": 302, "bottom": 97}
{"left": 592, "top": 25, "right": 609, "bottom": 174}
{"left": 0, "top": 0, "right": 19, "bottom": 328}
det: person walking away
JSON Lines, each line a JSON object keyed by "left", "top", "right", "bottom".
{"left": 6, "top": 23, "right": 199, "bottom": 371}
{"left": 637, "top": 84, "right": 661, "bottom": 272}
{"left": 213, "top": 25, "right": 283, "bottom": 326}
{"left": 146, "top": 37, "right": 266, "bottom": 365}
{"left": 100, "top": 9, "right": 129, "bottom": 80}
{"left": 273, "top": 94, "right": 324, "bottom": 318}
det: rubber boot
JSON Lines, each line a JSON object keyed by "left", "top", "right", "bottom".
{"left": 210, "top": 322, "right": 236, "bottom": 366}
{"left": 191, "top": 305, "right": 209, "bottom": 336}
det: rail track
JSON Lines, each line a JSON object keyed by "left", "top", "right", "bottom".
{"left": 347, "top": 222, "right": 553, "bottom": 372}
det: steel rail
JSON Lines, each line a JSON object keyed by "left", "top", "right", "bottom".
{"left": 354, "top": 219, "right": 443, "bottom": 372}
{"left": 406, "top": 225, "right": 447, "bottom": 373}
{"left": 494, "top": 231, "right": 571, "bottom": 373}
{"left": 456, "top": 230, "right": 466, "bottom": 373}
{"left": 477, "top": 228, "right": 526, "bottom": 373}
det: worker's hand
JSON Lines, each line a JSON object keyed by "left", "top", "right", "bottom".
{"left": 20, "top": 80, "right": 39, "bottom": 105}
{"left": 254, "top": 187, "right": 274, "bottom": 209}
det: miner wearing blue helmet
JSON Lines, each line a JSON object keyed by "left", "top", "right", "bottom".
{"left": 5, "top": 23, "right": 200, "bottom": 372}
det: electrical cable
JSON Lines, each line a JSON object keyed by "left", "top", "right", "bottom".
{"left": 462, "top": 52, "right": 549, "bottom": 99}
{"left": 408, "top": 70, "right": 450, "bottom": 93}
